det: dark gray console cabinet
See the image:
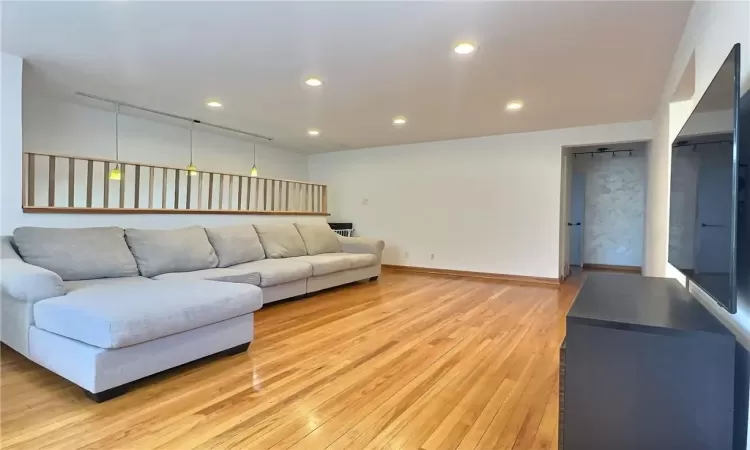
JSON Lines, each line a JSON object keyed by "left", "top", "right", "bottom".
{"left": 562, "top": 273, "right": 736, "bottom": 450}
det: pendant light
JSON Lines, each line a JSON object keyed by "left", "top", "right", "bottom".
{"left": 250, "top": 142, "right": 258, "bottom": 177}
{"left": 187, "top": 120, "right": 197, "bottom": 176}
{"left": 108, "top": 103, "right": 122, "bottom": 181}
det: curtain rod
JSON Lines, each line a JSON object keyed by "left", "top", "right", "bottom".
{"left": 75, "top": 92, "right": 273, "bottom": 141}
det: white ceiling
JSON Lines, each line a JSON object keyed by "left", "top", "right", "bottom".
{"left": 3, "top": 1, "right": 692, "bottom": 154}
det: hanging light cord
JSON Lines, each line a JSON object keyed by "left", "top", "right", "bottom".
{"left": 115, "top": 103, "right": 120, "bottom": 164}
{"left": 253, "top": 143, "right": 256, "bottom": 166}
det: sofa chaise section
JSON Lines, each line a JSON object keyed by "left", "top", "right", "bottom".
{"left": 1, "top": 228, "right": 263, "bottom": 402}
{"left": 33, "top": 281, "right": 262, "bottom": 349}
{"left": 29, "top": 279, "right": 261, "bottom": 401}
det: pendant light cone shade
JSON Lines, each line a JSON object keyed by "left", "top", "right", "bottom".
{"left": 250, "top": 142, "right": 258, "bottom": 177}
{"left": 109, "top": 164, "right": 122, "bottom": 181}
{"left": 187, "top": 124, "right": 198, "bottom": 175}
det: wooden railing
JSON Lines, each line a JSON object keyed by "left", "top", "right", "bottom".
{"left": 22, "top": 152, "right": 328, "bottom": 215}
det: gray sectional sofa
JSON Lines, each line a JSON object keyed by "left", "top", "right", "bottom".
{"left": 0, "top": 222, "right": 384, "bottom": 401}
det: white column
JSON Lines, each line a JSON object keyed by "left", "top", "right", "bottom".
{"left": 1, "top": 52, "right": 24, "bottom": 235}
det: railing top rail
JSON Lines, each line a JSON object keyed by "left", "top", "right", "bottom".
{"left": 24, "top": 151, "right": 325, "bottom": 187}
{"left": 22, "top": 206, "right": 329, "bottom": 216}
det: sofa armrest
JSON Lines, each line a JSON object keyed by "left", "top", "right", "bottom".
{"left": 1, "top": 259, "right": 65, "bottom": 303}
{"left": 338, "top": 236, "right": 385, "bottom": 262}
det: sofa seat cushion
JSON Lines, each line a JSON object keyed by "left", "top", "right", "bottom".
{"left": 290, "top": 253, "right": 378, "bottom": 276}
{"left": 64, "top": 276, "right": 156, "bottom": 294}
{"left": 346, "top": 253, "right": 379, "bottom": 270}
{"left": 153, "top": 268, "right": 260, "bottom": 286}
{"left": 33, "top": 280, "right": 262, "bottom": 349}
{"left": 230, "top": 259, "right": 313, "bottom": 287}
{"left": 290, "top": 254, "right": 353, "bottom": 276}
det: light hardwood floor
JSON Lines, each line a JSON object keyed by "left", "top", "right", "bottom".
{"left": 0, "top": 270, "right": 581, "bottom": 449}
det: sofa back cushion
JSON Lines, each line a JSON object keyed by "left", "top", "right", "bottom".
{"left": 253, "top": 224, "right": 307, "bottom": 258}
{"left": 13, "top": 227, "right": 139, "bottom": 281}
{"left": 295, "top": 223, "right": 342, "bottom": 255}
{"left": 205, "top": 225, "right": 265, "bottom": 267}
{"left": 125, "top": 227, "right": 219, "bottom": 277}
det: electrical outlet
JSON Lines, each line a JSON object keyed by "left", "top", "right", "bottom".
{"left": 362, "top": 198, "right": 369, "bottom": 206}
{"left": 430, "top": 253, "right": 435, "bottom": 260}
{"left": 404, "top": 251, "right": 409, "bottom": 259}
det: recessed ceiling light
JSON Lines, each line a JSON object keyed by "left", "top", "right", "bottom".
{"left": 305, "top": 78, "right": 323, "bottom": 87}
{"left": 206, "top": 100, "right": 223, "bottom": 108}
{"left": 506, "top": 100, "right": 524, "bottom": 111}
{"left": 307, "top": 129, "right": 320, "bottom": 136}
{"left": 453, "top": 42, "right": 476, "bottom": 55}
{"left": 392, "top": 116, "right": 407, "bottom": 125}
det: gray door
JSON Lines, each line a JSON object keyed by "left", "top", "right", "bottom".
{"left": 569, "top": 172, "right": 586, "bottom": 266}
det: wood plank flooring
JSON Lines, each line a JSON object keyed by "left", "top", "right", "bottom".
{"left": 0, "top": 270, "right": 581, "bottom": 449}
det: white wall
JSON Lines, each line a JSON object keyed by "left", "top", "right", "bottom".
{"left": 310, "top": 121, "right": 651, "bottom": 279}
{"left": 573, "top": 148, "right": 647, "bottom": 267}
{"left": 1, "top": 55, "right": 319, "bottom": 234}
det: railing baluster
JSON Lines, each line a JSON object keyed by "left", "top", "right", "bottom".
{"left": 161, "top": 168, "right": 167, "bottom": 209}
{"left": 119, "top": 165, "right": 126, "bottom": 208}
{"left": 285, "top": 181, "right": 290, "bottom": 212}
{"left": 245, "top": 177, "right": 251, "bottom": 210}
{"left": 48, "top": 156, "right": 56, "bottom": 207}
{"left": 208, "top": 173, "right": 214, "bottom": 210}
{"left": 86, "top": 160, "right": 94, "bottom": 207}
{"left": 237, "top": 177, "right": 243, "bottom": 211}
{"left": 148, "top": 167, "right": 154, "bottom": 208}
{"left": 269, "top": 180, "right": 275, "bottom": 211}
{"left": 322, "top": 186, "right": 327, "bottom": 214}
{"left": 228, "top": 175, "right": 234, "bottom": 210}
{"left": 262, "top": 179, "right": 267, "bottom": 211}
{"left": 186, "top": 170, "right": 192, "bottom": 210}
{"left": 219, "top": 174, "right": 224, "bottom": 209}
{"left": 134, "top": 165, "right": 141, "bottom": 208}
{"left": 197, "top": 172, "right": 203, "bottom": 209}
{"left": 68, "top": 158, "right": 75, "bottom": 207}
{"left": 297, "top": 183, "right": 302, "bottom": 211}
{"left": 27, "top": 154, "right": 35, "bottom": 207}
{"left": 103, "top": 162, "right": 110, "bottom": 208}
{"left": 174, "top": 169, "right": 180, "bottom": 209}
{"left": 255, "top": 178, "right": 260, "bottom": 211}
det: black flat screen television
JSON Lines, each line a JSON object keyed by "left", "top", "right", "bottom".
{"left": 668, "top": 44, "right": 741, "bottom": 314}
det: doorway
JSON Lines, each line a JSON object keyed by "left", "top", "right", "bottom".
{"left": 562, "top": 141, "right": 649, "bottom": 275}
